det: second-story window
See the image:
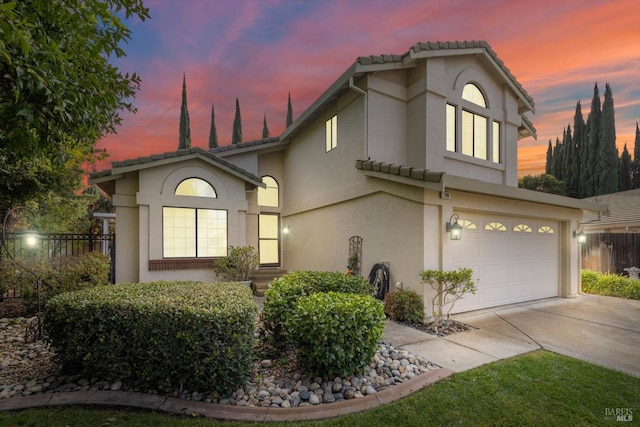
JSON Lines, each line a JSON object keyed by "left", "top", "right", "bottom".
{"left": 325, "top": 114, "right": 338, "bottom": 152}
{"left": 446, "top": 83, "right": 501, "bottom": 164}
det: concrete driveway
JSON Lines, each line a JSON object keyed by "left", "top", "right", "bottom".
{"left": 384, "top": 294, "right": 640, "bottom": 377}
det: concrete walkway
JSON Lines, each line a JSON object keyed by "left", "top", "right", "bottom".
{"left": 384, "top": 294, "right": 640, "bottom": 377}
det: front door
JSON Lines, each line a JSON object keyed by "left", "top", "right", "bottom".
{"left": 259, "top": 213, "right": 280, "bottom": 266}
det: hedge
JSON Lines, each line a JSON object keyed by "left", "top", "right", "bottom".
{"left": 43, "top": 281, "right": 257, "bottom": 395}
{"left": 262, "top": 271, "right": 373, "bottom": 343}
{"left": 288, "top": 291, "right": 385, "bottom": 377}
{"left": 581, "top": 270, "right": 640, "bottom": 300}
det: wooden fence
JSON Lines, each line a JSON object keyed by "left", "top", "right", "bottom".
{"left": 581, "top": 233, "right": 640, "bottom": 274}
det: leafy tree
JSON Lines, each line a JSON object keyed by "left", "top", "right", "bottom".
{"left": 0, "top": 0, "right": 150, "bottom": 163}
{"left": 619, "top": 144, "right": 632, "bottom": 192}
{"left": 262, "top": 114, "right": 270, "bottom": 139}
{"left": 286, "top": 91, "right": 293, "bottom": 128}
{"left": 597, "top": 83, "right": 618, "bottom": 195}
{"left": 208, "top": 103, "right": 218, "bottom": 149}
{"left": 232, "top": 98, "right": 242, "bottom": 144}
{"left": 518, "top": 174, "right": 565, "bottom": 195}
{"left": 178, "top": 73, "right": 191, "bottom": 149}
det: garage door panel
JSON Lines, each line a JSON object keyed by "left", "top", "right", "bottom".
{"left": 484, "top": 263, "right": 510, "bottom": 284}
{"left": 450, "top": 214, "right": 559, "bottom": 313}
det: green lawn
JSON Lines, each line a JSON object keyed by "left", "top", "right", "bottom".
{"left": 1, "top": 351, "right": 638, "bottom": 426}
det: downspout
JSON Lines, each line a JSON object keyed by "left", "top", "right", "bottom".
{"left": 349, "top": 77, "right": 368, "bottom": 160}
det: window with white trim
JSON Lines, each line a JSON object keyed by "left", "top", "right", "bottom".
{"left": 446, "top": 83, "right": 501, "bottom": 164}
{"left": 258, "top": 176, "right": 279, "bottom": 207}
{"left": 325, "top": 114, "right": 337, "bottom": 152}
{"left": 162, "top": 178, "right": 227, "bottom": 258}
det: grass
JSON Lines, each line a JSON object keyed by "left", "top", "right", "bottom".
{"left": 1, "top": 351, "right": 638, "bottom": 426}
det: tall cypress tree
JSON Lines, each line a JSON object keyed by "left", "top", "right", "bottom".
{"left": 573, "top": 101, "right": 586, "bottom": 197}
{"left": 564, "top": 125, "right": 579, "bottom": 197}
{"left": 584, "top": 83, "right": 602, "bottom": 197}
{"left": 178, "top": 73, "right": 191, "bottom": 149}
{"left": 632, "top": 122, "right": 640, "bottom": 189}
{"left": 552, "top": 137, "right": 561, "bottom": 179}
{"left": 545, "top": 140, "right": 553, "bottom": 175}
{"left": 231, "top": 98, "right": 242, "bottom": 145}
{"left": 619, "top": 144, "right": 632, "bottom": 191}
{"left": 262, "top": 114, "right": 270, "bottom": 139}
{"left": 286, "top": 91, "right": 293, "bottom": 128}
{"left": 597, "top": 83, "right": 618, "bottom": 195}
{"left": 208, "top": 103, "right": 218, "bottom": 149}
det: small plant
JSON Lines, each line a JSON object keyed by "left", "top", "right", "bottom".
{"left": 213, "top": 246, "right": 259, "bottom": 282}
{"left": 288, "top": 291, "right": 385, "bottom": 378}
{"left": 384, "top": 289, "right": 424, "bottom": 324}
{"left": 420, "top": 268, "right": 477, "bottom": 324}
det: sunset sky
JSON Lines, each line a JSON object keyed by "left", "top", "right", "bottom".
{"left": 98, "top": 0, "right": 640, "bottom": 177}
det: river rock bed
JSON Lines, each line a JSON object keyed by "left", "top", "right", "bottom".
{"left": 0, "top": 317, "right": 441, "bottom": 407}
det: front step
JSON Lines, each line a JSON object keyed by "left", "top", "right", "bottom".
{"left": 251, "top": 268, "right": 289, "bottom": 296}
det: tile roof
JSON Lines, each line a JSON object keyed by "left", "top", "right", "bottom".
{"left": 89, "top": 147, "right": 262, "bottom": 186}
{"left": 355, "top": 159, "right": 444, "bottom": 183}
{"left": 210, "top": 137, "right": 280, "bottom": 154}
{"left": 356, "top": 40, "right": 534, "bottom": 112}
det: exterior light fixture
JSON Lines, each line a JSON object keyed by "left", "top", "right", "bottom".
{"left": 22, "top": 231, "right": 40, "bottom": 249}
{"left": 282, "top": 225, "right": 290, "bottom": 235}
{"left": 446, "top": 213, "right": 463, "bottom": 240}
{"left": 573, "top": 227, "right": 586, "bottom": 244}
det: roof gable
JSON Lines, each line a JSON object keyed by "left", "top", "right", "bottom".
{"left": 281, "top": 40, "right": 535, "bottom": 144}
{"left": 89, "top": 147, "right": 264, "bottom": 190}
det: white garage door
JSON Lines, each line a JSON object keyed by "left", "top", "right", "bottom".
{"left": 447, "top": 213, "right": 559, "bottom": 313}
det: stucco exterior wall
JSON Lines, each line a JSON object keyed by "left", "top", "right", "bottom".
{"left": 365, "top": 55, "right": 525, "bottom": 187}
{"left": 282, "top": 91, "right": 366, "bottom": 216}
{"left": 112, "top": 173, "right": 139, "bottom": 284}
{"left": 282, "top": 191, "right": 424, "bottom": 292}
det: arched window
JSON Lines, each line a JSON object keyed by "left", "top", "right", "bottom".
{"left": 514, "top": 224, "right": 533, "bottom": 233}
{"left": 258, "top": 176, "right": 279, "bottom": 207}
{"left": 538, "top": 225, "right": 555, "bottom": 234}
{"left": 485, "top": 222, "right": 507, "bottom": 231}
{"left": 462, "top": 83, "right": 487, "bottom": 107}
{"left": 460, "top": 219, "right": 477, "bottom": 230}
{"left": 175, "top": 178, "right": 216, "bottom": 198}
{"left": 447, "top": 82, "right": 500, "bottom": 164}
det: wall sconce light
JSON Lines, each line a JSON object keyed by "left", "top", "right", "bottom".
{"left": 573, "top": 226, "right": 586, "bottom": 244}
{"left": 446, "top": 213, "right": 463, "bottom": 240}
{"left": 282, "top": 225, "right": 290, "bottom": 235}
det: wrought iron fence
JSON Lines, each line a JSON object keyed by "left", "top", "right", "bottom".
{"left": 0, "top": 233, "right": 115, "bottom": 300}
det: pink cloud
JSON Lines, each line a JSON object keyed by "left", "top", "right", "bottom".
{"left": 98, "top": 0, "right": 640, "bottom": 178}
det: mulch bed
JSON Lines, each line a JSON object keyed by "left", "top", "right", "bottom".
{"left": 400, "top": 319, "right": 477, "bottom": 338}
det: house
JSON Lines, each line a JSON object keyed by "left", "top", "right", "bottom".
{"left": 90, "top": 40, "right": 607, "bottom": 314}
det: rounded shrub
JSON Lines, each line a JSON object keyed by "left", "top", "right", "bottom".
{"left": 288, "top": 291, "right": 385, "bottom": 378}
{"left": 262, "top": 271, "right": 372, "bottom": 343}
{"left": 384, "top": 289, "right": 425, "bottom": 324}
{"left": 44, "top": 281, "right": 257, "bottom": 395}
